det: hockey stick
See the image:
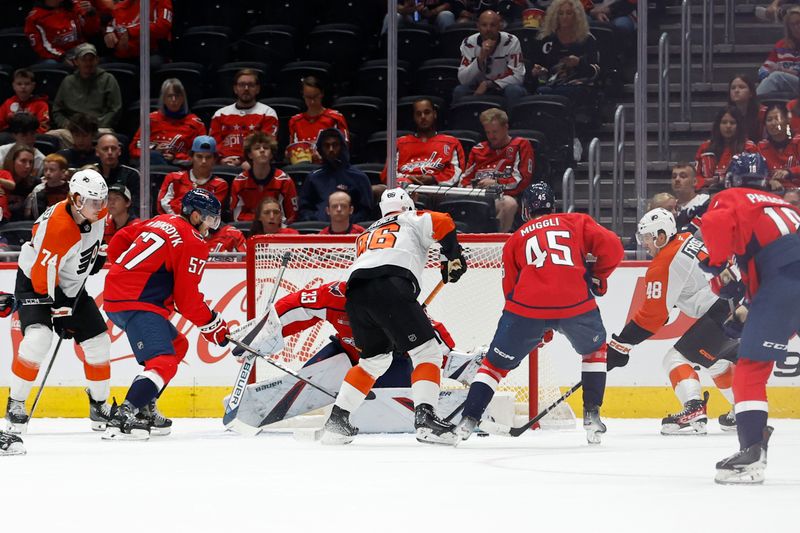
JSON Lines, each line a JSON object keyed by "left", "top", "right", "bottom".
{"left": 480, "top": 381, "right": 583, "bottom": 437}
{"left": 223, "top": 251, "right": 291, "bottom": 429}
{"left": 28, "top": 278, "right": 89, "bottom": 421}
{"left": 423, "top": 280, "right": 445, "bottom": 308}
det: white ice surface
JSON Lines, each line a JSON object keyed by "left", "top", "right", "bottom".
{"left": 3, "top": 418, "right": 799, "bottom": 533}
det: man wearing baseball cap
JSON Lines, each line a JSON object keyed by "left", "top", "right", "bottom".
{"left": 104, "top": 183, "right": 140, "bottom": 244}
{"left": 156, "top": 135, "right": 229, "bottom": 215}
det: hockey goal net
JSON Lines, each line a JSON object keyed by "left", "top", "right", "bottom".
{"left": 245, "top": 234, "right": 574, "bottom": 428}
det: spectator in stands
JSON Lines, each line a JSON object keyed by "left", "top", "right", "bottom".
{"left": 589, "top": 0, "right": 638, "bottom": 35}
{"left": 755, "top": 1, "right": 800, "bottom": 23}
{"left": 381, "top": 97, "right": 465, "bottom": 188}
{"left": 210, "top": 69, "right": 278, "bottom": 167}
{"left": 103, "top": 0, "right": 173, "bottom": 69}
{"left": 95, "top": 133, "right": 140, "bottom": 211}
{"left": 205, "top": 223, "right": 247, "bottom": 255}
{"left": 319, "top": 191, "right": 365, "bottom": 235}
{"left": 0, "top": 70, "right": 50, "bottom": 133}
{"left": 51, "top": 43, "right": 122, "bottom": 131}
{"left": 648, "top": 191, "right": 677, "bottom": 214}
{"left": 230, "top": 132, "right": 297, "bottom": 223}
{"left": 784, "top": 187, "right": 800, "bottom": 206}
{"left": 57, "top": 113, "right": 99, "bottom": 169}
{"left": 759, "top": 103, "right": 800, "bottom": 190}
{"left": 695, "top": 106, "right": 760, "bottom": 192}
{"left": 249, "top": 197, "right": 300, "bottom": 236}
{"left": 382, "top": 1, "right": 458, "bottom": 34}
{"left": 670, "top": 163, "right": 709, "bottom": 234}
{"left": 129, "top": 78, "right": 206, "bottom": 165}
{"left": 0, "top": 113, "right": 45, "bottom": 177}
{"left": 461, "top": 107, "right": 533, "bottom": 232}
{"left": 298, "top": 129, "right": 373, "bottom": 223}
{"left": 25, "top": 0, "right": 100, "bottom": 64}
{"left": 729, "top": 74, "right": 764, "bottom": 142}
{"left": 286, "top": 76, "right": 349, "bottom": 165}
{"left": 157, "top": 135, "right": 228, "bottom": 215}
{"left": 1, "top": 145, "right": 39, "bottom": 221}
{"left": 453, "top": 10, "right": 527, "bottom": 108}
{"left": 25, "top": 153, "right": 70, "bottom": 220}
{"left": 757, "top": 6, "right": 800, "bottom": 96}
{"left": 103, "top": 183, "right": 138, "bottom": 244}
{"left": 529, "top": 0, "right": 599, "bottom": 102}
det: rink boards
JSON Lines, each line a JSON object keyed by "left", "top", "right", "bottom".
{"left": 0, "top": 262, "right": 798, "bottom": 418}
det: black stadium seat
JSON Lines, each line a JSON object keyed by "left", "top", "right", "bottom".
{"left": 152, "top": 62, "right": 205, "bottom": 104}
{"left": 239, "top": 25, "right": 297, "bottom": 67}
{"left": 440, "top": 129, "right": 483, "bottom": 157}
{"left": 394, "top": 27, "right": 434, "bottom": 67}
{"left": 0, "top": 220, "right": 34, "bottom": 248}
{"left": 175, "top": 26, "right": 231, "bottom": 70}
{"left": 191, "top": 97, "right": 235, "bottom": 129}
{"left": 305, "top": 24, "right": 362, "bottom": 77}
{"left": 364, "top": 130, "right": 413, "bottom": 164}
{"left": 289, "top": 220, "right": 329, "bottom": 234}
{"left": 446, "top": 96, "right": 505, "bottom": 133}
{"left": 356, "top": 59, "right": 409, "bottom": 99}
{"left": 332, "top": 96, "right": 386, "bottom": 159}
{"left": 101, "top": 62, "right": 139, "bottom": 107}
{"left": 281, "top": 163, "right": 321, "bottom": 190}
{"left": 0, "top": 1, "right": 29, "bottom": 28}
{"left": 276, "top": 61, "right": 331, "bottom": 97}
{"left": 510, "top": 95, "right": 575, "bottom": 169}
{"left": 0, "top": 66, "right": 12, "bottom": 102}
{"left": 28, "top": 64, "right": 71, "bottom": 102}
{"left": 413, "top": 59, "right": 460, "bottom": 102}
{"left": 435, "top": 23, "right": 475, "bottom": 59}
{"left": 0, "top": 29, "right": 38, "bottom": 70}
{"left": 353, "top": 163, "right": 385, "bottom": 186}
{"left": 259, "top": 97, "right": 304, "bottom": 157}
{"left": 119, "top": 99, "right": 159, "bottom": 138}
{"left": 438, "top": 199, "right": 498, "bottom": 233}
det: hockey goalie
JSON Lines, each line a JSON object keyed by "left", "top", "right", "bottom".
{"left": 227, "top": 280, "right": 486, "bottom": 434}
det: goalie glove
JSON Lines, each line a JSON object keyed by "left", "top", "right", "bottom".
{"left": 441, "top": 248, "right": 467, "bottom": 284}
{"left": 200, "top": 311, "right": 230, "bottom": 347}
{"left": 90, "top": 244, "right": 107, "bottom": 275}
{"left": 229, "top": 305, "right": 284, "bottom": 361}
{"left": 606, "top": 334, "right": 633, "bottom": 371}
{"left": 0, "top": 292, "right": 15, "bottom": 318}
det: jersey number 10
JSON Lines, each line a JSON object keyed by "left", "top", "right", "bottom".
{"left": 525, "top": 230, "right": 574, "bottom": 268}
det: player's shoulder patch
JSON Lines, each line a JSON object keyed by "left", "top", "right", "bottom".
{"left": 328, "top": 282, "right": 345, "bottom": 298}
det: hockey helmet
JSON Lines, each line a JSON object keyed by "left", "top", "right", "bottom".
{"left": 379, "top": 187, "right": 415, "bottom": 217}
{"left": 725, "top": 152, "right": 769, "bottom": 190}
{"left": 636, "top": 207, "right": 677, "bottom": 247}
{"left": 182, "top": 188, "right": 221, "bottom": 230}
{"left": 522, "top": 181, "right": 556, "bottom": 221}
{"left": 69, "top": 168, "right": 108, "bottom": 211}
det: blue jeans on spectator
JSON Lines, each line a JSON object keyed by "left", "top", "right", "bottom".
{"left": 452, "top": 82, "right": 528, "bottom": 109}
{"left": 757, "top": 71, "right": 800, "bottom": 96}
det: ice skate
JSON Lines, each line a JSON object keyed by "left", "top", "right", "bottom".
{"left": 0, "top": 430, "right": 25, "bottom": 456}
{"left": 718, "top": 409, "right": 737, "bottom": 432}
{"left": 5, "top": 397, "right": 29, "bottom": 435}
{"left": 415, "top": 403, "right": 458, "bottom": 445}
{"left": 86, "top": 389, "right": 113, "bottom": 431}
{"left": 452, "top": 415, "right": 479, "bottom": 444}
{"left": 321, "top": 405, "right": 358, "bottom": 445}
{"left": 715, "top": 426, "right": 773, "bottom": 485}
{"left": 583, "top": 405, "right": 606, "bottom": 444}
{"left": 137, "top": 400, "right": 172, "bottom": 436}
{"left": 102, "top": 400, "right": 150, "bottom": 441}
{"left": 661, "top": 392, "right": 709, "bottom": 435}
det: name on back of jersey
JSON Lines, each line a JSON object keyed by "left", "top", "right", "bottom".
{"left": 520, "top": 216, "right": 560, "bottom": 236}
{"left": 680, "top": 236, "right": 704, "bottom": 260}
{"left": 147, "top": 219, "right": 184, "bottom": 246}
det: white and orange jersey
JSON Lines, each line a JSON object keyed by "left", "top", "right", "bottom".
{"left": 348, "top": 210, "right": 456, "bottom": 288}
{"left": 632, "top": 232, "right": 718, "bottom": 333}
{"left": 18, "top": 200, "right": 106, "bottom": 299}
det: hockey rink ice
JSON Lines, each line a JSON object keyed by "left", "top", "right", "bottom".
{"left": 4, "top": 418, "right": 799, "bottom": 533}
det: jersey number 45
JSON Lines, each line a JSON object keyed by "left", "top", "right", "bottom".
{"left": 525, "top": 230, "right": 574, "bottom": 268}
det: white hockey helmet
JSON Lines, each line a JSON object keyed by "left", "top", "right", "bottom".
{"left": 69, "top": 169, "right": 108, "bottom": 211}
{"left": 636, "top": 207, "right": 677, "bottom": 247}
{"left": 379, "top": 187, "right": 415, "bottom": 217}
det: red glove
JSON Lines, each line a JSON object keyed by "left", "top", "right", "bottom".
{"left": 590, "top": 276, "right": 607, "bottom": 297}
{"left": 431, "top": 320, "right": 456, "bottom": 351}
{"left": 200, "top": 312, "right": 229, "bottom": 347}
{"left": 0, "top": 292, "right": 14, "bottom": 318}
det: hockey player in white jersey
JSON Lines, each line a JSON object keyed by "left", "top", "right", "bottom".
{"left": 5, "top": 170, "right": 113, "bottom": 435}
{"left": 321, "top": 188, "right": 468, "bottom": 445}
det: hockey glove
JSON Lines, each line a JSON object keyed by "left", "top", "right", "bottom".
{"left": 200, "top": 311, "right": 230, "bottom": 347}
{"left": 723, "top": 304, "right": 749, "bottom": 339}
{"left": 590, "top": 276, "right": 608, "bottom": 297}
{"left": 441, "top": 249, "right": 467, "bottom": 284}
{"left": 90, "top": 244, "right": 107, "bottom": 275}
{"left": 0, "top": 292, "right": 15, "bottom": 318}
{"left": 710, "top": 272, "right": 745, "bottom": 302}
{"left": 606, "top": 335, "right": 633, "bottom": 371}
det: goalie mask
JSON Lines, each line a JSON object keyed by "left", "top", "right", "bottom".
{"left": 379, "top": 187, "right": 415, "bottom": 217}
{"left": 182, "top": 188, "right": 221, "bottom": 231}
{"left": 636, "top": 207, "right": 677, "bottom": 249}
{"left": 522, "top": 181, "right": 556, "bottom": 221}
{"left": 69, "top": 169, "right": 108, "bottom": 213}
{"left": 725, "top": 152, "right": 769, "bottom": 190}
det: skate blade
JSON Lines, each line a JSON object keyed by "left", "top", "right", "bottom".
{"left": 714, "top": 466, "right": 765, "bottom": 485}
{"left": 719, "top": 425, "right": 738, "bottom": 433}
{"left": 0, "top": 443, "right": 26, "bottom": 456}
{"left": 661, "top": 421, "right": 707, "bottom": 435}
{"left": 101, "top": 428, "right": 150, "bottom": 441}
{"left": 415, "top": 428, "right": 459, "bottom": 446}
{"left": 149, "top": 426, "right": 172, "bottom": 437}
{"left": 320, "top": 430, "right": 354, "bottom": 445}
{"left": 586, "top": 432, "right": 603, "bottom": 445}
{"left": 293, "top": 428, "right": 324, "bottom": 442}
{"left": 91, "top": 421, "right": 108, "bottom": 432}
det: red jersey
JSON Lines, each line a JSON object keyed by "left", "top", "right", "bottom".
{"left": 25, "top": 4, "right": 99, "bottom": 61}
{"left": 461, "top": 137, "right": 534, "bottom": 196}
{"left": 502, "top": 212, "right": 623, "bottom": 319}
{"left": 209, "top": 102, "right": 278, "bottom": 159}
{"left": 381, "top": 133, "right": 465, "bottom": 186}
{"left": 206, "top": 224, "right": 246, "bottom": 253}
{"left": 318, "top": 223, "right": 365, "bottom": 235}
{"left": 103, "top": 214, "right": 140, "bottom": 245}
{"left": 702, "top": 188, "right": 800, "bottom": 298}
{"left": 694, "top": 140, "right": 760, "bottom": 190}
{"left": 759, "top": 137, "right": 800, "bottom": 188}
{"left": 229, "top": 168, "right": 297, "bottom": 222}
{"left": 157, "top": 170, "right": 229, "bottom": 215}
{"left": 106, "top": 0, "right": 173, "bottom": 59}
{"left": 105, "top": 214, "right": 213, "bottom": 326}
{"left": 0, "top": 95, "right": 50, "bottom": 133}
{"left": 129, "top": 111, "right": 206, "bottom": 162}
{"left": 286, "top": 108, "right": 349, "bottom": 164}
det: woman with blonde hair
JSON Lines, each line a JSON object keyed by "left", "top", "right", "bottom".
{"left": 757, "top": 5, "right": 800, "bottom": 95}
{"left": 529, "top": 0, "right": 599, "bottom": 101}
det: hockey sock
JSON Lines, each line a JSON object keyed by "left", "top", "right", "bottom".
{"left": 79, "top": 333, "right": 111, "bottom": 402}
{"left": 668, "top": 363, "right": 701, "bottom": 404}
{"left": 335, "top": 366, "right": 377, "bottom": 413}
{"left": 736, "top": 410, "right": 768, "bottom": 450}
{"left": 463, "top": 359, "right": 508, "bottom": 420}
{"left": 732, "top": 358, "right": 774, "bottom": 449}
{"left": 408, "top": 338, "right": 444, "bottom": 407}
{"left": 711, "top": 365, "right": 735, "bottom": 405}
{"left": 125, "top": 376, "right": 160, "bottom": 410}
{"left": 581, "top": 347, "right": 607, "bottom": 408}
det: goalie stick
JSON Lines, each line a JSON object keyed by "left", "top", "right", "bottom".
{"left": 223, "top": 251, "right": 291, "bottom": 429}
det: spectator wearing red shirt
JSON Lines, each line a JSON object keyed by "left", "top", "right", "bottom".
{"left": 286, "top": 76, "right": 349, "bottom": 164}
{"left": 103, "top": 183, "right": 139, "bottom": 244}
{"left": 695, "top": 106, "right": 760, "bottom": 192}
{"left": 129, "top": 78, "right": 206, "bottom": 165}
{"left": 209, "top": 69, "right": 278, "bottom": 166}
{"left": 759, "top": 103, "right": 800, "bottom": 190}
{"left": 157, "top": 135, "right": 229, "bottom": 215}
{"left": 249, "top": 196, "right": 300, "bottom": 236}
{"left": 205, "top": 224, "right": 246, "bottom": 254}
{"left": 25, "top": 0, "right": 100, "bottom": 63}
{"left": 461, "top": 107, "right": 534, "bottom": 232}
{"left": 0, "top": 70, "right": 50, "bottom": 134}
{"left": 103, "top": 0, "right": 173, "bottom": 68}
{"left": 319, "top": 191, "right": 365, "bottom": 235}
{"left": 230, "top": 132, "right": 297, "bottom": 223}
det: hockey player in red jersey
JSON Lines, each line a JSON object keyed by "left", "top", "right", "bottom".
{"left": 450, "top": 182, "right": 623, "bottom": 445}
{"left": 701, "top": 153, "right": 800, "bottom": 484}
{"left": 103, "top": 188, "right": 230, "bottom": 440}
